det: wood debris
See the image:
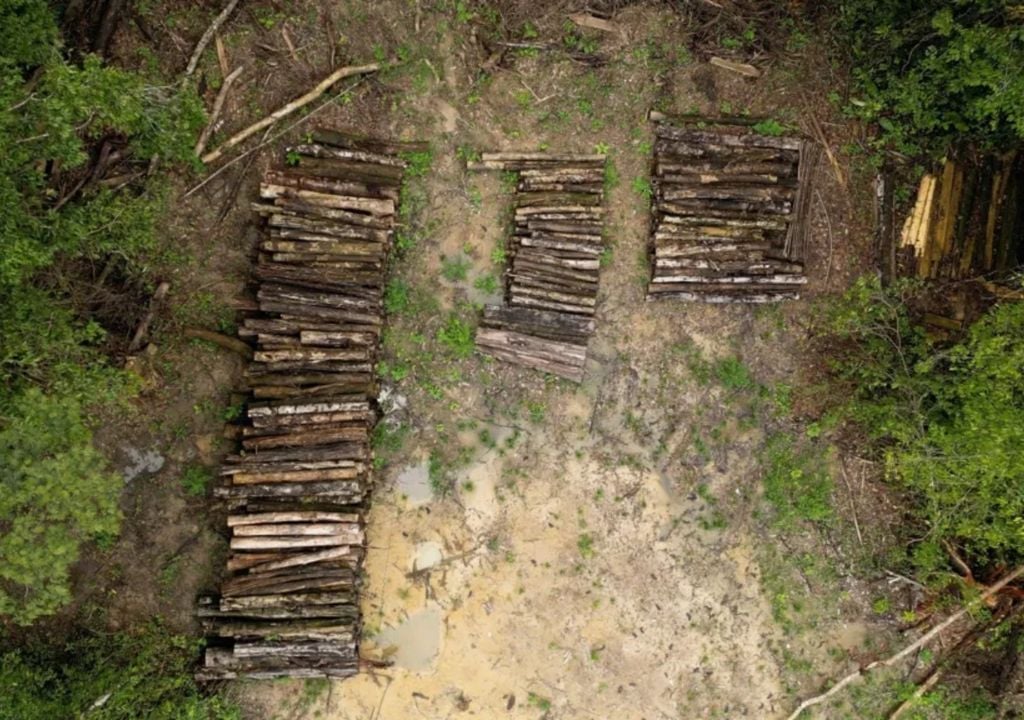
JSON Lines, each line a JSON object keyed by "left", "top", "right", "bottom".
{"left": 196, "top": 128, "right": 426, "bottom": 681}
{"left": 645, "top": 114, "right": 818, "bottom": 304}
{"left": 468, "top": 153, "right": 607, "bottom": 382}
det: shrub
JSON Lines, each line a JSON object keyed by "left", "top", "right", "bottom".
{"left": 0, "top": 0, "right": 204, "bottom": 624}
{"left": 841, "top": 0, "right": 1024, "bottom": 156}
{"left": 0, "top": 624, "right": 240, "bottom": 720}
{"left": 437, "top": 313, "right": 475, "bottom": 358}
{"left": 0, "top": 390, "right": 122, "bottom": 624}
{"left": 821, "top": 276, "right": 1024, "bottom": 573}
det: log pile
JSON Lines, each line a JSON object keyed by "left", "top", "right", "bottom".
{"left": 197, "top": 129, "right": 426, "bottom": 681}
{"left": 646, "top": 115, "right": 818, "bottom": 303}
{"left": 468, "top": 153, "right": 606, "bottom": 382}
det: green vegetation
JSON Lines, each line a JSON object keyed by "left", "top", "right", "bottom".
{"left": 0, "top": 623, "right": 239, "bottom": 720}
{"left": 180, "top": 464, "right": 212, "bottom": 497}
{"left": 760, "top": 433, "right": 834, "bottom": 528}
{"left": 842, "top": 0, "right": 1024, "bottom": 156}
{"left": 436, "top": 313, "right": 475, "bottom": 358}
{"left": 822, "top": 276, "right": 1024, "bottom": 574}
{"left": 0, "top": 0, "right": 203, "bottom": 624}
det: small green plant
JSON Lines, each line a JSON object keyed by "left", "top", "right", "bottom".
{"left": 473, "top": 273, "right": 500, "bottom": 294}
{"left": 714, "top": 357, "right": 755, "bottom": 391}
{"left": 180, "top": 464, "right": 211, "bottom": 497}
{"left": 441, "top": 255, "right": 471, "bottom": 282}
{"left": 437, "top": 313, "right": 475, "bottom": 358}
{"left": 526, "top": 401, "right": 546, "bottom": 423}
{"left": 384, "top": 278, "right": 411, "bottom": 315}
{"left": 577, "top": 532, "right": 595, "bottom": 558}
{"left": 752, "top": 119, "right": 787, "bottom": 136}
{"left": 631, "top": 176, "right": 653, "bottom": 202}
{"left": 527, "top": 692, "right": 552, "bottom": 711}
{"left": 760, "top": 433, "right": 834, "bottom": 528}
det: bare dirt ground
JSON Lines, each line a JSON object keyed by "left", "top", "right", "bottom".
{"left": 81, "top": 2, "right": 910, "bottom": 718}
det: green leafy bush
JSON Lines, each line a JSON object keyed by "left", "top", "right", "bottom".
{"left": 0, "top": 390, "right": 122, "bottom": 624}
{"left": 0, "top": 624, "right": 239, "bottom": 720}
{"left": 842, "top": 0, "right": 1024, "bottom": 156}
{"left": 437, "top": 313, "right": 475, "bottom": 358}
{"left": 0, "top": 0, "right": 203, "bottom": 624}
{"left": 821, "top": 276, "right": 1024, "bottom": 573}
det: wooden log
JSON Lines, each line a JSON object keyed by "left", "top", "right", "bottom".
{"left": 268, "top": 254, "right": 382, "bottom": 272}
{"left": 283, "top": 155, "right": 403, "bottom": 185}
{"left": 257, "top": 301, "right": 379, "bottom": 325}
{"left": 655, "top": 161, "right": 796, "bottom": 178}
{"left": 252, "top": 384, "right": 373, "bottom": 400}
{"left": 658, "top": 211, "right": 788, "bottom": 230}
{"left": 215, "top": 480, "right": 364, "bottom": 500}
{"left": 519, "top": 181, "right": 603, "bottom": 194}
{"left": 223, "top": 577, "right": 356, "bottom": 599}
{"left": 247, "top": 401, "right": 369, "bottom": 418}
{"left": 646, "top": 287, "right": 799, "bottom": 303}
{"left": 519, "top": 235, "right": 603, "bottom": 255}
{"left": 311, "top": 127, "right": 429, "bottom": 155}
{"left": 262, "top": 170, "right": 397, "bottom": 201}
{"left": 649, "top": 272, "right": 807, "bottom": 285}
{"left": 231, "top": 640, "right": 357, "bottom": 657}
{"left": 656, "top": 185, "right": 795, "bottom": 202}
{"left": 514, "top": 248, "right": 601, "bottom": 270}
{"left": 248, "top": 546, "right": 357, "bottom": 574}
{"left": 199, "top": 601, "right": 357, "bottom": 619}
{"left": 252, "top": 199, "right": 391, "bottom": 228}
{"left": 512, "top": 258, "right": 599, "bottom": 284}
{"left": 510, "top": 273, "right": 598, "bottom": 297}
{"left": 527, "top": 220, "right": 603, "bottom": 236}
{"left": 230, "top": 535, "right": 363, "bottom": 551}
{"left": 248, "top": 411, "right": 373, "bottom": 430}
{"left": 224, "top": 443, "right": 368, "bottom": 464}
{"left": 259, "top": 185, "right": 395, "bottom": 216}
{"left": 241, "top": 426, "right": 368, "bottom": 450}
{"left": 653, "top": 125, "right": 802, "bottom": 151}
{"left": 514, "top": 191, "right": 603, "bottom": 208}
{"left": 233, "top": 522, "right": 361, "bottom": 536}
{"left": 199, "top": 618, "right": 355, "bottom": 638}
{"left": 512, "top": 285, "right": 596, "bottom": 307}
{"left": 299, "top": 330, "right": 378, "bottom": 347}
{"left": 267, "top": 214, "right": 389, "bottom": 242}
{"left": 245, "top": 371, "right": 372, "bottom": 388}
{"left": 657, "top": 194, "right": 792, "bottom": 215}
{"left": 260, "top": 238, "right": 385, "bottom": 257}
{"left": 228, "top": 511, "right": 360, "bottom": 525}
{"left": 510, "top": 293, "right": 596, "bottom": 316}
{"left": 515, "top": 205, "right": 602, "bottom": 217}
{"left": 288, "top": 143, "right": 407, "bottom": 168}
{"left": 655, "top": 242, "right": 770, "bottom": 259}
{"left": 655, "top": 140, "right": 795, "bottom": 164}
{"left": 254, "top": 348, "right": 370, "bottom": 363}
{"left": 230, "top": 468, "right": 364, "bottom": 484}
{"left": 480, "top": 304, "right": 594, "bottom": 338}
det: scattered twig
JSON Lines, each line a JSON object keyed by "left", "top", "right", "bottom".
{"left": 888, "top": 667, "right": 943, "bottom": 719}
{"left": 215, "top": 34, "right": 229, "bottom": 77}
{"left": 183, "top": 327, "right": 253, "bottom": 359}
{"left": 568, "top": 13, "right": 620, "bottom": 34}
{"left": 784, "top": 565, "right": 1024, "bottom": 720}
{"left": 800, "top": 92, "right": 847, "bottom": 190}
{"left": 194, "top": 65, "right": 244, "bottom": 157}
{"left": 184, "top": 0, "right": 241, "bottom": 78}
{"left": 709, "top": 56, "right": 760, "bottom": 77}
{"left": 200, "top": 61, "right": 381, "bottom": 164}
{"left": 128, "top": 281, "right": 170, "bottom": 352}
{"left": 815, "top": 185, "right": 835, "bottom": 285}
{"left": 839, "top": 459, "right": 861, "bottom": 545}
{"left": 182, "top": 77, "right": 367, "bottom": 199}
{"left": 885, "top": 569, "right": 926, "bottom": 591}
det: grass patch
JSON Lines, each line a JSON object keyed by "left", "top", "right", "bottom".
{"left": 760, "top": 433, "right": 834, "bottom": 528}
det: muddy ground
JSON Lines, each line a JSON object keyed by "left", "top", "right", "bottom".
{"left": 80, "top": 1, "right": 913, "bottom": 718}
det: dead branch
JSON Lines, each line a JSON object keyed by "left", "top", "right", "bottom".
{"left": 184, "top": 327, "right": 253, "bottom": 359}
{"left": 888, "top": 668, "right": 943, "bottom": 720}
{"left": 184, "top": 0, "right": 241, "bottom": 78}
{"left": 128, "top": 281, "right": 170, "bottom": 352}
{"left": 200, "top": 62, "right": 381, "bottom": 164}
{"left": 784, "top": 565, "right": 1024, "bottom": 720}
{"left": 182, "top": 77, "right": 368, "bottom": 199}
{"left": 194, "top": 65, "right": 244, "bottom": 157}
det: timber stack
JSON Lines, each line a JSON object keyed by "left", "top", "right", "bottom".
{"left": 646, "top": 113, "right": 818, "bottom": 303}
{"left": 196, "top": 128, "right": 426, "bottom": 681}
{"left": 468, "top": 152, "right": 606, "bottom": 382}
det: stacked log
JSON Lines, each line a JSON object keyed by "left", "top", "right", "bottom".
{"left": 197, "top": 129, "right": 426, "bottom": 681}
{"left": 468, "top": 153, "right": 606, "bottom": 382}
{"left": 646, "top": 116, "right": 818, "bottom": 303}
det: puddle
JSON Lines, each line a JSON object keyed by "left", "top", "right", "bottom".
{"left": 411, "top": 541, "right": 443, "bottom": 571}
{"left": 375, "top": 604, "right": 443, "bottom": 672}
{"left": 395, "top": 460, "right": 432, "bottom": 505}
